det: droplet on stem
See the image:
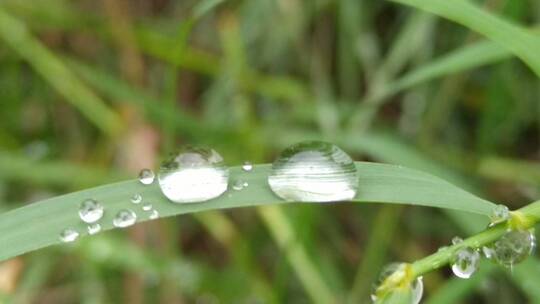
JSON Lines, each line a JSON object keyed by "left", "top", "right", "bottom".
{"left": 490, "top": 229, "right": 536, "bottom": 267}
{"left": 451, "top": 247, "right": 480, "bottom": 279}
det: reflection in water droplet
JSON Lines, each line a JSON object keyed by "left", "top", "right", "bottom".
{"left": 242, "top": 161, "right": 253, "bottom": 172}
{"left": 372, "top": 263, "right": 423, "bottom": 304}
{"left": 149, "top": 209, "right": 159, "bottom": 220}
{"left": 113, "top": 209, "right": 137, "bottom": 228}
{"left": 139, "top": 169, "right": 155, "bottom": 185}
{"left": 491, "top": 229, "right": 536, "bottom": 267}
{"left": 142, "top": 203, "right": 153, "bottom": 211}
{"left": 87, "top": 223, "right": 101, "bottom": 235}
{"left": 131, "top": 194, "right": 142, "bottom": 204}
{"left": 59, "top": 228, "right": 79, "bottom": 243}
{"left": 268, "top": 141, "right": 358, "bottom": 202}
{"left": 451, "top": 247, "right": 480, "bottom": 279}
{"left": 158, "top": 146, "right": 229, "bottom": 203}
{"left": 79, "top": 199, "right": 104, "bottom": 223}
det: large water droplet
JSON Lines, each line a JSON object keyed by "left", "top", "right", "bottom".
{"left": 242, "top": 161, "right": 253, "bottom": 172}
{"left": 451, "top": 247, "right": 480, "bottom": 279}
{"left": 139, "top": 169, "right": 155, "bottom": 185}
{"left": 59, "top": 228, "right": 79, "bottom": 243}
{"left": 113, "top": 209, "right": 137, "bottom": 228}
{"left": 131, "top": 194, "right": 142, "bottom": 204}
{"left": 78, "top": 199, "right": 104, "bottom": 224}
{"left": 490, "top": 229, "right": 535, "bottom": 267}
{"left": 158, "top": 146, "right": 229, "bottom": 203}
{"left": 87, "top": 223, "right": 101, "bottom": 235}
{"left": 268, "top": 141, "right": 358, "bottom": 202}
{"left": 372, "top": 263, "right": 423, "bottom": 304}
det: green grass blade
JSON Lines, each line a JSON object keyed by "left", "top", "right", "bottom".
{"left": 258, "top": 205, "right": 336, "bottom": 304}
{"left": 390, "top": 0, "right": 540, "bottom": 76}
{"left": 390, "top": 40, "right": 511, "bottom": 94}
{"left": 0, "top": 7, "right": 122, "bottom": 136}
{"left": 0, "top": 162, "right": 495, "bottom": 262}
{"left": 348, "top": 205, "right": 402, "bottom": 303}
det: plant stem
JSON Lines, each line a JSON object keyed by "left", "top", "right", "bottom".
{"left": 409, "top": 200, "right": 540, "bottom": 278}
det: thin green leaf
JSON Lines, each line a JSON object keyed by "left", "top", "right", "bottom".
{"left": 389, "top": 0, "right": 540, "bottom": 76}
{"left": 0, "top": 7, "right": 122, "bottom": 136}
{"left": 0, "top": 162, "right": 495, "bottom": 262}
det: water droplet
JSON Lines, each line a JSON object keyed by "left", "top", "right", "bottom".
{"left": 149, "top": 209, "right": 159, "bottom": 220}
{"left": 482, "top": 246, "right": 495, "bottom": 259}
{"left": 59, "top": 228, "right": 79, "bottom": 243}
{"left": 373, "top": 263, "right": 423, "bottom": 304}
{"left": 242, "top": 161, "right": 253, "bottom": 172}
{"left": 87, "top": 223, "right": 101, "bottom": 235}
{"left": 131, "top": 193, "right": 142, "bottom": 204}
{"left": 113, "top": 209, "right": 137, "bottom": 228}
{"left": 78, "top": 199, "right": 104, "bottom": 223}
{"left": 232, "top": 179, "right": 247, "bottom": 191}
{"left": 410, "top": 277, "right": 424, "bottom": 304}
{"left": 451, "top": 247, "right": 480, "bottom": 279}
{"left": 452, "top": 236, "right": 463, "bottom": 245}
{"left": 142, "top": 203, "right": 153, "bottom": 211}
{"left": 139, "top": 169, "right": 155, "bottom": 185}
{"left": 267, "top": 141, "right": 358, "bottom": 202}
{"left": 158, "top": 146, "right": 229, "bottom": 203}
{"left": 490, "top": 204, "right": 510, "bottom": 225}
{"left": 490, "top": 229, "right": 536, "bottom": 267}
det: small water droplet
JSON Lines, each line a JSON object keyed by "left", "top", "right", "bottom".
{"left": 149, "top": 209, "right": 159, "bottom": 220}
{"left": 451, "top": 247, "right": 480, "bottom": 279}
{"left": 232, "top": 179, "right": 247, "bottom": 191}
{"left": 142, "top": 203, "right": 153, "bottom": 211}
{"left": 79, "top": 199, "right": 104, "bottom": 223}
{"left": 452, "top": 236, "right": 463, "bottom": 245}
{"left": 268, "top": 141, "right": 358, "bottom": 202}
{"left": 490, "top": 204, "right": 510, "bottom": 225}
{"left": 490, "top": 229, "right": 536, "bottom": 267}
{"left": 59, "top": 228, "right": 79, "bottom": 243}
{"left": 242, "top": 161, "right": 253, "bottom": 172}
{"left": 482, "top": 246, "right": 495, "bottom": 259}
{"left": 139, "top": 169, "right": 155, "bottom": 185}
{"left": 113, "top": 209, "right": 137, "bottom": 228}
{"left": 87, "top": 223, "right": 101, "bottom": 235}
{"left": 158, "top": 146, "right": 229, "bottom": 203}
{"left": 131, "top": 193, "right": 142, "bottom": 204}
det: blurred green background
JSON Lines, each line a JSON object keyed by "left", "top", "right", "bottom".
{"left": 0, "top": 0, "right": 539, "bottom": 303}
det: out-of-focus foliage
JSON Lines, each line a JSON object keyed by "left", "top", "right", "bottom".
{"left": 0, "top": 0, "right": 538, "bottom": 303}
